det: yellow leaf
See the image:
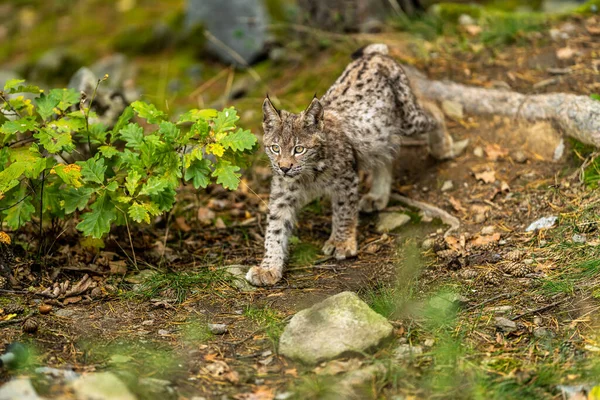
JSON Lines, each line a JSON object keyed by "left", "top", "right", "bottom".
{"left": 589, "top": 386, "right": 600, "bottom": 400}
{"left": 206, "top": 143, "right": 225, "bottom": 157}
{"left": 0, "top": 231, "right": 11, "bottom": 244}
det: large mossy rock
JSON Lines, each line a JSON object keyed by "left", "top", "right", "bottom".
{"left": 185, "top": 0, "right": 270, "bottom": 66}
{"left": 279, "top": 291, "right": 393, "bottom": 365}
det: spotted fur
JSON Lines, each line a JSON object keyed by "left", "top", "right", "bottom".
{"left": 246, "top": 44, "right": 459, "bottom": 286}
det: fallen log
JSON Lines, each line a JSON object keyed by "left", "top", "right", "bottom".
{"left": 403, "top": 66, "right": 600, "bottom": 148}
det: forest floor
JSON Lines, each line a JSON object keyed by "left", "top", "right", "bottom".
{"left": 2, "top": 2, "right": 600, "bottom": 399}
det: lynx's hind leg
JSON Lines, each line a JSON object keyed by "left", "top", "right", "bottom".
{"left": 421, "top": 100, "right": 469, "bottom": 160}
{"left": 360, "top": 160, "right": 393, "bottom": 212}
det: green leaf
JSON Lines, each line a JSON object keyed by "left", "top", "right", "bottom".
{"left": 185, "top": 159, "right": 211, "bottom": 189}
{"left": 139, "top": 176, "right": 169, "bottom": 196}
{"left": 0, "top": 163, "right": 29, "bottom": 195}
{"left": 34, "top": 92, "right": 60, "bottom": 121}
{"left": 158, "top": 121, "right": 180, "bottom": 142}
{"left": 33, "top": 127, "right": 74, "bottom": 154}
{"left": 0, "top": 117, "right": 37, "bottom": 137}
{"left": 105, "top": 181, "right": 119, "bottom": 191}
{"left": 150, "top": 187, "right": 176, "bottom": 211}
{"left": 125, "top": 170, "right": 141, "bottom": 195}
{"left": 62, "top": 187, "right": 93, "bottom": 214}
{"left": 98, "top": 145, "right": 119, "bottom": 158}
{"left": 177, "top": 109, "right": 218, "bottom": 124}
{"left": 78, "top": 158, "right": 106, "bottom": 184}
{"left": 128, "top": 202, "right": 150, "bottom": 223}
{"left": 112, "top": 105, "right": 134, "bottom": 135}
{"left": 53, "top": 163, "right": 83, "bottom": 188}
{"left": 76, "top": 193, "right": 117, "bottom": 238}
{"left": 49, "top": 88, "right": 80, "bottom": 111}
{"left": 213, "top": 160, "right": 240, "bottom": 190}
{"left": 213, "top": 107, "right": 239, "bottom": 134}
{"left": 119, "top": 123, "right": 145, "bottom": 149}
{"left": 591, "top": 94, "right": 600, "bottom": 101}
{"left": 219, "top": 128, "right": 257, "bottom": 152}
{"left": 3, "top": 183, "right": 35, "bottom": 229}
{"left": 131, "top": 101, "right": 166, "bottom": 124}
{"left": 3, "top": 79, "right": 41, "bottom": 94}
{"left": 190, "top": 119, "right": 210, "bottom": 139}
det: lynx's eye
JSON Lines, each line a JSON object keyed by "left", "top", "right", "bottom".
{"left": 293, "top": 146, "right": 306, "bottom": 155}
{"left": 270, "top": 144, "right": 280, "bottom": 153}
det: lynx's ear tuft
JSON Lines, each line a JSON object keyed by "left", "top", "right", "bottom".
{"left": 303, "top": 97, "right": 324, "bottom": 130}
{"left": 262, "top": 96, "right": 281, "bottom": 130}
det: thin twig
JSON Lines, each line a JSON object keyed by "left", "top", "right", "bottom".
{"left": 511, "top": 298, "right": 569, "bottom": 321}
{"left": 390, "top": 193, "right": 460, "bottom": 237}
{"left": 464, "top": 292, "right": 516, "bottom": 312}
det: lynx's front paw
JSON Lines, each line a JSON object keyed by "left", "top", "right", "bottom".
{"left": 246, "top": 264, "right": 283, "bottom": 286}
{"left": 322, "top": 237, "right": 357, "bottom": 260}
{"left": 360, "top": 193, "right": 389, "bottom": 213}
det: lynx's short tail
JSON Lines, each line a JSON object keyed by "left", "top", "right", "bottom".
{"left": 351, "top": 43, "right": 389, "bottom": 59}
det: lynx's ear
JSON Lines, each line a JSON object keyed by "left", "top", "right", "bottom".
{"left": 303, "top": 97, "right": 324, "bottom": 130}
{"left": 262, "top": 96, "right": 281, "bottom": 131}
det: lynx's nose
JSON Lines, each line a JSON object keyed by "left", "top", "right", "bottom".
{"left": 280, "top": 166, "right": 291, "bottom": 174}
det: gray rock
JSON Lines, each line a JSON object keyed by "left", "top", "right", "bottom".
{"left": 90, "top": 53, "right": 130, "bottom": 89}
{"left": 221, "top": 265, "right": 256, "bottom": 292}
{"left": 138, "top": 377, "right": 176, "bottom": 400}
{"left": 393, "top": 344, "right": 423, "bottom": 360}
{"left": 0, "top": 378, "right": 41, "bottom": 400}
{"left": 185, "top": 0, "right": 269, "bottom": 66}
{"left": 279, "top": 291, "right": 393, "bottom": 364}
{"left": 71, "top": 372, "right": 136, "bottom": 400}
{"left": 533, "top": 327, "right": 555, "bottom": 339}
{"left": 490, "top": 305, "right": 513, "bottom": 314}
{"left": 421, "top": 238, "right": 435, "bottom": 250}
{"left": 441, "top": 100, "right": 464, "bottom": 120}
{"left": 376, "top": 213, "right": 411, "bottom": 233}
{"left": 494, "top": 317, "right": 517, "bottom": 333}
{"left": 336, "top": 364, "right": 387, "bottom": 399}
{"left": 458, "top": 14, "right": 476, "bottom": 26}
{"left": 208, "top": 323, "right": 228, "bottom": 335}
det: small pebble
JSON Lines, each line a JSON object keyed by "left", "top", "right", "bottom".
{"left": 473, "top": 147, "right": 484, "bottom": 158}
{"left": 572, "top": 234, "right": 586, "bottom": 244}
{"left": 533, "top": 316, "right": 542, "bottom": 325}
{"left": 208, "top": 323, "right": 228, "bottom": 335}
{"left": 422, "top": 238, "right": 435, "bottom": 250}
{"left": 38, "top": 304, "right": 52, "bottom": 315}
{"left": 474, "top": 213, "right": 486, "bottom": 224}
{"left": 481, "top": 225, "right": 495, "bottom": 235}
{"left": 511, "top": 150, "right": 528, "bottom": 163}
{"left": 441, "top": 180, "right": 453, "bottom": 192}
{"left": 494, "top": 317, "right": 517, "bottom": 333}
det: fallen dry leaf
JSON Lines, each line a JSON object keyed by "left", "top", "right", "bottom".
{"left": 464, "top": 24, "right": 482, "bottom": 36}
{"left": 109, "top": 260, "right": 128, "bottom": 275}
{"left": 197, "top": 207, "right": 216, "bottom": 225}
{"left": 175, "top": 216, "right": 191, "bottom": 232}
{"left": 0, "top": 231, "right": 11, "bottom": 244}
{"left": 234, "top": 386, "right": 275, "bottom": 400}
{"left": 469, "top": 233, "right": 501, "bottom": 248}
{"left": 485, "top": 144, "right": 509, "bottom": 161}
{"left": 448, "top": 196, "right": 466, "bottom": 213}
{"left": 556, "top": 47, "right": 577, "bottom": 60}
{"left": 475, "top": 170, "right": 496, "bottom": 184}
{"left": 215, "top": 218, "right": 227, "bottom": 229}
{"left": 62, "top": 296, "right": 82, "bottom": 305}
{"left": 284, "top": 368, "right": 298, "bottom": 377}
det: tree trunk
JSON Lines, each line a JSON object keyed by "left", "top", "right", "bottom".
{"left": 403, "top": 66, "right": 600, "bottom": 148}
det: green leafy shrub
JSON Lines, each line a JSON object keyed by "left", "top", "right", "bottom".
{"left": 0, "top": 79, "right": 256, "bottom": 239}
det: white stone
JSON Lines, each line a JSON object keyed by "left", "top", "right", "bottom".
{"left": 71, "top": 372, "right": 136, "bottom": 400}
{"left": 279, "top": 292, "right": 393, "bottom": 364}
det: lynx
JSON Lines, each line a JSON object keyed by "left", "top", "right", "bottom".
{"left": 246, "top": 43, "right": 462, "bottom": 286}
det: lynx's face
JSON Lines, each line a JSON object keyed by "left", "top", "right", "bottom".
{"left": 262, "top": 97, "right": 325, "bottom": 179}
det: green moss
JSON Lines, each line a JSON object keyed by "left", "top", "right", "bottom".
{"left": 574, "top": 0, "right": 600, "bottom": 14}
{"left": 436, "top": 2, "right": 483, "bottom": 22}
